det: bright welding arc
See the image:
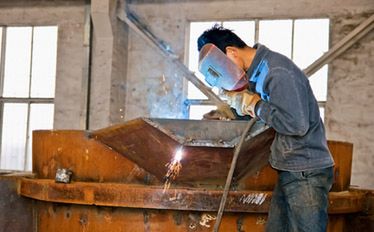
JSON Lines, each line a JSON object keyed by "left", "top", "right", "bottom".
{"left": 174, "top": 148, "right": 183, "bottom": 162}
{"left": 163, "top": 147, "right": 183, "bottom": 192}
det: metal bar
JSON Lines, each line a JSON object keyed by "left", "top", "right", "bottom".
{"left": 117, "top": 10, "right": 235, "bottom": 118}
{"left": 304, "top": 14, "right": 374, "bottom": 77}
{"left": 28, "top": 26, "right": 34, "bottom": 99}
{"left": 23, "top": 99, "right": 31, "bottom": 171}
{"left": 81, "top": 0, "right": 92, "bottom": 130}
{"left": 291, "top": 19, "right": 295, "bottom": 60}
{"left": 186, "top": 97, "right": 320, "bottom": 109}
{"left": 184, "top": 99, "right": 214, "bottom": 106}
{"left": 19, "top": 178, "right": 367, "bottom": 214}
{"left": 254, "top": 19, "right": 259, "bottom": 44}
{"left": 185, "top": 98, "right": 326, "bottom": 108}
{"left": 0, "top": 27, "right": 7, "bottom": 167}
{"left": 0, "top": 27, "right": 6, "bottom": 98}
{"left": 23, "top": 101, "right": 31, "bottom": 171}
{"left": 124, "top": 11, "right": 177, "bottom": 58}
{"left": 0, "top": 98, "right": 54, "bottom": 103}
{"left": 23, "top": 26, "right": 34, "bottom": 171}
{"left": 214, "top": 117, "right": 257, "bottom": 232}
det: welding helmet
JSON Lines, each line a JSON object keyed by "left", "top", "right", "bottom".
{"left": 198, "top": 43, "right": 248, "bottom": 91}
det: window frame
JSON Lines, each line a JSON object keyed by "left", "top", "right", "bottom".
{"left": 0, "top": 26, "right": 55, "bottom": 171}
{"left": 185, "top": 19, "right": 329, "bottom": 120}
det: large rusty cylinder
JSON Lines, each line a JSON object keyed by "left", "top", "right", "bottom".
{"left": 24, "top": 117, "right": 369, "bottom": 232}
{"left": 33, "top": 118, "right": 352, "bottom": 191}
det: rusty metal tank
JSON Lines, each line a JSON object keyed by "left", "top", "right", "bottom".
{"left": 0, "top": 118, "right": 370, "bottom": 231}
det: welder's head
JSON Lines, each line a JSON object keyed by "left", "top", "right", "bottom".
{"left": 197, "top": 25, "right": 249, "bottom": 91}
{"left": 197, "top": 24, "right": 247, "bottom": 54}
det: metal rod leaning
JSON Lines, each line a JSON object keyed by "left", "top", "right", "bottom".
{"left": 213, "top": 117, "right": 258, "bottom": 232}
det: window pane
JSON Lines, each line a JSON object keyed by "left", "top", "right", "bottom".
{"left": 31, "top": 26, "right": 58, "bottom": 98}
{"left": 189, "top": 105, "right": 216, "bottom": 120}
{"left": 3, "top": 27, "right": 32, "bottom": 97}
{"left": 223, "top": 21, "right": 255, "bottom": 46}
{"left": 259, "top": 20, "right": 293, "bottom": 58}
{"left": 25, "top": 103, "right": 54, "bottom": 171}
{"left": 293, "top": 19, "right": 329, "bottom": 68}
{"left": 319, "top": 107, "right": 325, "bottom": 122}
{"left": 293, "top": 19, "right": 329, "bottom": 101}
{"left": 309, "top": 65, "right": 328, "bottom": 101}
{"left": 188, "top": 22, "right": 219, "bottom": 99}
{"left": 0, "top": 103, "right": 28, "bottom": 170}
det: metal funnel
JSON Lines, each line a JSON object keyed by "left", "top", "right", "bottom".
{"left": 89, "top": 118, "right": 275, "bottom": 184}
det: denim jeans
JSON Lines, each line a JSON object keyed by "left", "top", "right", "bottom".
{"left": 265, "top": 166, "right": 334, "bottom": 232}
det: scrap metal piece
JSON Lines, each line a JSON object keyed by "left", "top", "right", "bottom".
{"left": 55, "top": 168, "right": 73, "bottom": 184}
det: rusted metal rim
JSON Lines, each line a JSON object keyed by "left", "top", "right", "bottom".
{"left": 141, "top": 118, "right": 270, "bottom": 148}
{"left": 20, "top": 178, "right": 367, "bottom": 214}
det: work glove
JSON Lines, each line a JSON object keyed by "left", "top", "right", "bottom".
{"left": 202, "top": 105, "right": 233, "bottom": 121}
{"left": 223, "top": 89, "right": 261, "bottom": 117}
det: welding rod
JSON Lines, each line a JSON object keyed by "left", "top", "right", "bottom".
{"left": 213, "top": 117, "right": 258, "bottom": 232}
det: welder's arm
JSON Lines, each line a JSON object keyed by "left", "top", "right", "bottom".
{"left": 223, "top": 89, "right": 261, "bottom": 118}
{"left": 255, "top": 69, "right": 310, "bottom": 136}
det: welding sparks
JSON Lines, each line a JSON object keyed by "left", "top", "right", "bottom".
{"left": 174, "top": 148, "right": 183, "bottom": 162}
{"left": 163, "top": 148, "right": 183, "bottom": 192}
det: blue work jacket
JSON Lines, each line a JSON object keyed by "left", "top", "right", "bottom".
{"left": 247, "top": 44, "right": 334, "bottom": 171}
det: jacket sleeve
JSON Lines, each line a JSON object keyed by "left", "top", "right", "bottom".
{"left": 256, "top": 67, "right": 310, "bottom": 136}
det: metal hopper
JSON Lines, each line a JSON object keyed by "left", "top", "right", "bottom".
{"left": 89, "top": 118, "right": 275, "bottom": 184}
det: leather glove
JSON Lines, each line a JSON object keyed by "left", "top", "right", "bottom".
{"left": 223, "top": 89, "right": 261, "bottom": 117}
{"left": 203, "top": 106, "right": 233, "bottom": 121}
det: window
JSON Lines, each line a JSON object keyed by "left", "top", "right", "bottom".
{"left": 187, "top": 19, "right": 329, "bottom": 120}
{"left": 0, "top": 26, "right": 57, "bottom": 171}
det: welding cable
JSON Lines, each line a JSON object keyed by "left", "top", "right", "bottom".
{"left": 213, "top": 117, "right": 258, "bottom": 232}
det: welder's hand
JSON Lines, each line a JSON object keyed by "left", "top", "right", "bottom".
{"left": 223, "top": 89, "right": 261, "bottom": 117}
{"left": 202, "top": 107, "right": 232, "bottom": 121}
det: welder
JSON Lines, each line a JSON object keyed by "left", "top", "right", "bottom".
{"left": 197, "top": 25, "right": 334, "bottom": 232}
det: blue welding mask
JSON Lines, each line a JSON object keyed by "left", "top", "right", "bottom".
{"left": 198, "top": 43, "right": 248, "bottom": 91}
